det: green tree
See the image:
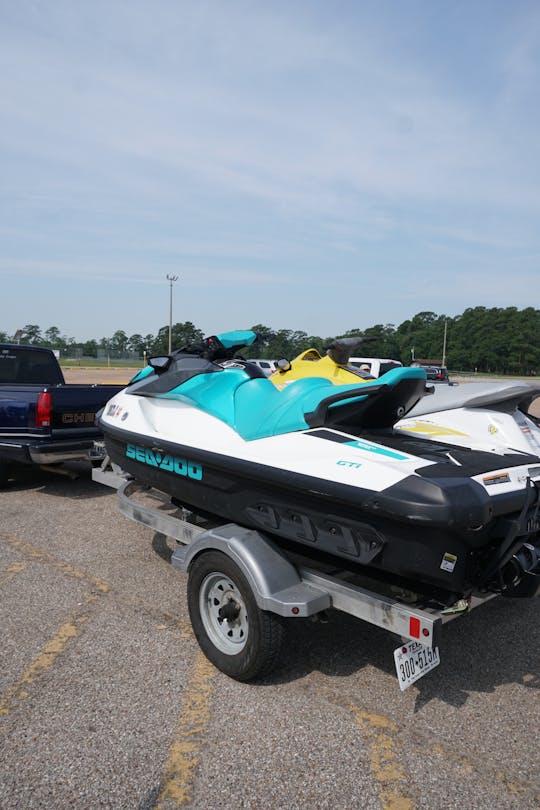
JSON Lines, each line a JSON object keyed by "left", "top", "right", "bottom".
{"left": 82, "top": 340, "right": 98, "bottom": 357}
{"left": 43, "top": 326, "right": 66, "bottom": 347}
{"left": 127, "top": 334, "right": 146, "bottom": 355}
{"left": 243, "top": 324, "right": 275, "bottom": 358}
{"left": 263, "top": 329, "right": 300, "bottom": 360}
{"left": 396, "top": 312, "right": 447, "bottom": 365}
{"left": 340, "top": 324, "right": 400, "bottom": 360}
{"left": 21, "top": 324, "right": 43, "bottom": 345}
{"left": 110, "top": 330, "right": 129, "bottom": 353}
{"left": 153, "top": 322, "right": 204, "bottom": 354}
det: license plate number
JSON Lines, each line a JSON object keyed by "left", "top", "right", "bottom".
{"left": 394, "top": 640, "right": 440, "bottom": 690}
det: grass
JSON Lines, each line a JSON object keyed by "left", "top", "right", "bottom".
{"left": 61, "top": 359, "right": 144, "bottom": 369}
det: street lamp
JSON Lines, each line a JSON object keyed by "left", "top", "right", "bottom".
{"left": 166, "top": 274, "right": 179, "bottom": 354}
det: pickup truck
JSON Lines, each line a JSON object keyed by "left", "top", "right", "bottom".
{"left": 348, "top": 356, "right": 403, "bottom": 377}
{"left": 0, "top": 344, "right": 124, "bottom": 487}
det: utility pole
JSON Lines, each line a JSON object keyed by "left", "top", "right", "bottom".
{"left": 166, "top": 274, "right": 179, "bottom": 354}
{"left": 442, "top": 320, "right": 447, "bottom": 367}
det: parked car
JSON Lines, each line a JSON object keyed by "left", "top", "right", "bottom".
{"left": 411, "top": 363, "right": 450, "bottom": 383}
{"left": 247, "top": 359, "right": 278, "bottom": 377}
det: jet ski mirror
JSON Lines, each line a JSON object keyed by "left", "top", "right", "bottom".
{"left": 276, "top": 358, "right": 292, "bottom": 373}
{"left": 149, "top": 356, "right": 172, "bottom": 375}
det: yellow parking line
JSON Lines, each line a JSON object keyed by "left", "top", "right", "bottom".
{"left": 0, "top": 531, "right": 110, "bottom": 593}
{"left": 0, "top": 533, "right": 111, "bottom": 716}
{"left": 352, "top": 708, "right": 415, "bottom": 810}
{"left": 0, "top": 560, "right": 30, "bottom": 586}
{"left": 156, "top": 651, "right": 217, "bottom": 807}
{"left": 0, "top": 605, "right": 96, "bottom": 717}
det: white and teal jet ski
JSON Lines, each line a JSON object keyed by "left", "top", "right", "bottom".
{"left": 396, "top": 380, "right": 540, "bottom": 455}
{"left": 98, "top": 330, "right": 540, "bottom": 607}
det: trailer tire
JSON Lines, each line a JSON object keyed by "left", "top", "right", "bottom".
{"left": 187, "top": 550, "right": 285, "bottom": 682}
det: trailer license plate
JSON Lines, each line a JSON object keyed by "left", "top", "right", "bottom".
{"left": 394, "top": 640, "right": 440, "bottom": 690}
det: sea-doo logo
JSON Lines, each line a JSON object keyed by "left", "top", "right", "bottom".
{"left": 126, "top": 444, "right": 203, "bottom": 480}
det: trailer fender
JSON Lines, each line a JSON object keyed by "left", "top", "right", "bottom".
{"left": 171, "top": 524, "right": 330, "bottom": 617}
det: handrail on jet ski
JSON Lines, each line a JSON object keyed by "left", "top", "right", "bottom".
{"left": 302, "top": 371, "right": 433, "bottom": 430}
{"left": 305, "top": 381, "right": 389, "bottom": 427}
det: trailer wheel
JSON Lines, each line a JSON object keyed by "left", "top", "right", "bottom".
{"left": 187, "top": 551, "right": 285, "bottom": 682}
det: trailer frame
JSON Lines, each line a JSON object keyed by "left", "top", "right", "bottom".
{"left": 105, "top": 474, "right": 500, "bottom": 683}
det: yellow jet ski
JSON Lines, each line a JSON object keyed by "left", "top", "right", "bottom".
{"left": 270, "top": 339, "right": 375, "bottom": 389}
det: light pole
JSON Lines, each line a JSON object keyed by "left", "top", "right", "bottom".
{"left": 166, "top": 274, "right": 179, "bottom": 354}
{"left": 441, "top": 319, "right": 448, "bottom": 367}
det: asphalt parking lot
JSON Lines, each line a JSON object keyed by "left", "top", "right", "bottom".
{"left": 1, "top": 461, "right": 539, "bottom": 810}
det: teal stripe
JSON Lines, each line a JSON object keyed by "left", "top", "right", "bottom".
{"left": 344, "top": 439, "right": 408, "bottom": 460}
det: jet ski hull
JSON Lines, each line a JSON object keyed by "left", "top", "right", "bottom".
{"left": 102, "top": 420, "right": 540, "bottom": 603}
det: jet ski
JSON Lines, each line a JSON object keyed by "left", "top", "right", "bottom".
{"left": 98, "top": 330, "right": 540, "bottom": 607}
{"left": 270, "top": 341, "right": 540, "bottom": 457}
{"left": 396, "top": 381, "right": 540, "bottom": 454}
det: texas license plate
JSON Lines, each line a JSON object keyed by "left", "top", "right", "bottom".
{"left": 394, "top": 640, "right": 440, "bottom": 690}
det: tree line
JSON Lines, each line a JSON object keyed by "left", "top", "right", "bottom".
{"left": 2, "top": 306, "right": 539, "bottom": 374}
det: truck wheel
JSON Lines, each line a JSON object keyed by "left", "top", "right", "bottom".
{"left": 187, "top": 551, "right": 285, "bottom": 682}
{"left": 0, "top": 462, "right": 10, "bottom": 489}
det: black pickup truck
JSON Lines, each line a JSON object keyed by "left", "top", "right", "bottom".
{"left": 0, "top": 344, "right": 124, "bottom": 487}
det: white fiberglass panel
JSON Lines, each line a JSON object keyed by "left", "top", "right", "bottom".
{"left": 396, "top": 408, "right": 539, "bottom": 455}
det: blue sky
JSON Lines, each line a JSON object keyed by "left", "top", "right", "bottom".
{"left": 1, "top": 0, "right": 539, "bottom": 342}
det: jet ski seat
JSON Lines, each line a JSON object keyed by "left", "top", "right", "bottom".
{"left": 157, "top": 365, "right": 427, "bottom": 441}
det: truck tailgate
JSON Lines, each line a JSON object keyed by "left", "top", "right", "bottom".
{"left": 49, "top": 385, "right": 122, "bottom": 436}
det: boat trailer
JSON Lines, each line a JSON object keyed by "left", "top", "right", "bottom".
{"left": 93, "top": 458, "right": 498, "bottom": 688}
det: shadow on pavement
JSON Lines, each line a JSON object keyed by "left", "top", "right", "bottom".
{"left": 251, "top": 595, "right": 539, "bottom": 707}
{"left": 1, "top": 460, "right": 113, "bottom": 500}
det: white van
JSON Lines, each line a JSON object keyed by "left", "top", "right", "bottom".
{"left": 247, "top": 359, "right": 278, "bottom": 377}
{"left": 348, "top": 357, "right": 403, "bottom": 378}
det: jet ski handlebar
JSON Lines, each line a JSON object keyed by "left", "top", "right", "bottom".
{"left": 181, "top": 330, "right": 261, "bottom": 362}
{"left": 325, "top": 337, "right": 364, "bottom": 365}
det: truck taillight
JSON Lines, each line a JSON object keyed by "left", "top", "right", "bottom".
{"left": 36, "top": 391, "right": 52, "bottom": 428}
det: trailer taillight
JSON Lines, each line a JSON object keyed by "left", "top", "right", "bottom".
{"left": 36, "top": 391, "right": 52, "bottom": 428}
